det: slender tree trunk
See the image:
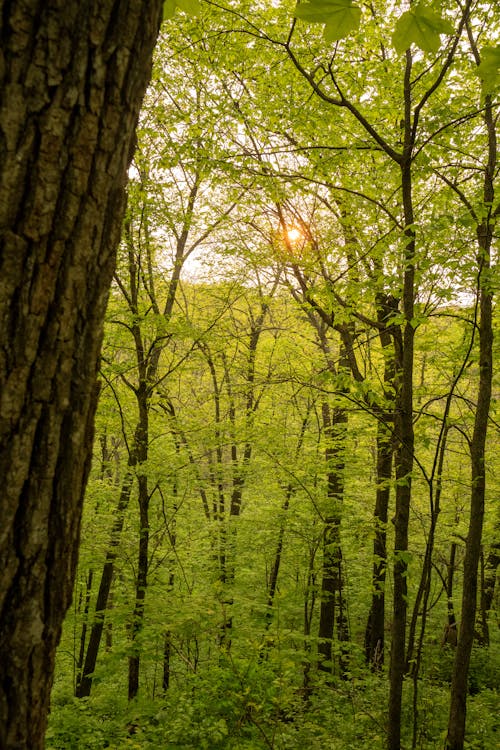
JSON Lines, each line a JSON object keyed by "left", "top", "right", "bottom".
{"left": 317, "top": 401, "right": 348, "bottom": 676}
{"left": 266, "top": 411, "right": 309, "bottom": 632}
{"left": 201, "top": 293, "right": 275, "bottom": 651}
{"left": 162, "top": 455, "right": 178, "bottom": 693}
{"left": 75, "top": 470, "right": 135, "bottom": 698}
{"left": 446, "top": 541, "right": 458, "bottom": 628}
{"left": 476, "top": 513, "right": 499, "bottom": 645}
{"left": 163, "top": 568, "right": 175, "bottom": 693}
{"left": 302, "top": 545, "right": 317, "bottom": 700}
{"left": 317, "top": 517, "right": 341, "bottom": 671}
{"left": 105, "top": 591, "right": 114, "bottom": 652}
{"left": 408, "top": 430, "right": 450, "bottom": 750}
{"left": 365, "top": 416, "right": 393, "bottom": 669}
{"left": 445, "top": 62, "right": 495, "bottom": 747}
{"left": 128, "top": 473, "right": 150, "bottom": 699}
{"left": 76, "top": 398, "right": 151, "bottom": 699}
{"left": 75, "top": 570, "right": 93, "bottom": 696}
{"left": 266, "top": 486, "right": 292, "bottom": 631}
{"left": 445, "top": 288, "right": 492, "bottom": 748}
{"left": 75, "top": 430, "right": 120, "bottom": 694}
{"left": 365, "top": 293, "right": 398, "bottom": 669}
{"left": 388, "top": 56, "right": 416, "bottom": 748}
{"left": 127, "top": 382, "right": 150, "bottom": 699}
{"left": 389, "top": 320, "right": 414, "bottom": 750}
{"left": 406, "top": 422, "right": 450, "bottom": 673}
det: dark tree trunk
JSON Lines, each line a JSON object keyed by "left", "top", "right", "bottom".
{"left": 317, "top": 401, "right": 348, "bottom": 676}
{"left": 476, "top": 515, "right": 499, "bottom": 645}
{"left": 302, "top": 545, "right": 317, "bottom": 700}
{"left": 266, "top": 486, "right": 291, "bottom": 631}
{"left": 445, "top": 284, "right": 492, "bottom": 749}
{"left": 105, "top": 591, "right": 114, "bottom": 652}
{"left": 163, "top": 629, "right": 173, "bottom": 692}
{"left": 75, "top": 570, "right": 93, "bottom": 696}
{"left": 75, "top": 469, "right": 135, "bottom": 698}
{"left": 388, "top": 60, "right": 416, "bottom": 747}
{"left": 389, "top": 316, "right": 414, "bottom": 750}
{"left": 406, "top": 422, "right": 450, "bottom": 674}
{"left": 266, "top": 412, "right": 309, "bottom": 633}
{"left": 317, "top": 516, "right": 341, "bottom": 671}
{"left": 365, "top": 293, "right": 397, "bottom": 669}
{"left": 446, "top": 540, "right": 458, "bottom": 627}
{"left": 445, "top": 90, "right": 495, "bottom": 749}
{"left": 161, "top": 453, "right": 178, "bottom": 693}
{"left": 75, "top": 431, "right": 120, "bottom": 694}
{"left": 127, "top": 384, "right": 150, "bottom": 699}
{"left": 365, "top": 418, "right": 392, "bottom": 669}
{"left": 76, "top": 383, "right": 152, "bottom": 700}
{"left": 0, "top": 2, "right": 162, "bottom": 746}
{"left": 162, "top": 569, "right": 176, "bottom": 693}
{"left": 128, "top": 472, "right": 149, "bottom": 700}
{"left": 365, "top": 295, "right": 398, "bottom": 668}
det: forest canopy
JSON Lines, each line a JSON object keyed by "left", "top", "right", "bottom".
{"left": 47, "top": 2, "right": 498, "bottom": 749}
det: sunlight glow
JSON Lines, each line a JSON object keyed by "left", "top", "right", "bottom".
{"left": 286, "top": 227, "right": 302, "bottom": 243}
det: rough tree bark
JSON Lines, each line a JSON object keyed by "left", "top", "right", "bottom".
{"left": 0, "top": 1, "right": 162, "bottom": 747}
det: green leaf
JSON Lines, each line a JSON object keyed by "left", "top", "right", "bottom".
{"left": 392, "top": 4, "right": 453, "bottom": 55}
{"left": 395, "top": 549, "right": 413, "bottom": 566}
{"left": 162, "top": 0, "right": 176, "bottom": 20}
{"left": 177, "top": 0, "right": 201, "bottom": 13}
{"left": 294, "top": 0, "right": 361, "bottom": 42}
{"left": 477, "top": 46, "right": 500, "bottom": 95}
{"left": 163, "top": 0, "right": 200, "bottom": 21}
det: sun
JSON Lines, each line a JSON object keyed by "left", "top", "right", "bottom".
{"left": 286, "top": 227, "right": 302, "bottom": 243}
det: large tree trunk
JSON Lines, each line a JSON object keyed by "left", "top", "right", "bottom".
{"left": 0, "top": 2, "right": 162, "bottom": 747}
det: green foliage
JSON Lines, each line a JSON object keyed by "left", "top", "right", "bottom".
{"left": 52, "top": 2, "right": 500, "bottom": 749}
{"left": 46, "top": 694, "right": 129, "bottom": 749}
{"left": 293, "top": 0, "right": 361, "bottom": 42}
{"left": 293, "top": 0, "right": 454, "bottom": 53}
{"left": 477, "top": 46, "right": 500, "bottom": 95}
{"left": 467, "top": 643, "right": 500, "bottom": 695}
{"left": 48, "top": 661, "right": 500, "bottom": 750}
{"left": 163, "top": 0, "right": 200, "bottom": 22}
{"left": 392, "top": 3, "right": 454, "bottom": 55}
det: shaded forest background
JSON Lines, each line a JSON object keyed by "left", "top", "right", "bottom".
{"left": 47, "top": 2, "right": 498, "bottom": 748}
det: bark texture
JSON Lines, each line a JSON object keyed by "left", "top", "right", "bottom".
{"left": 0, "top": 1, "right": 162, "bottom": 747}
